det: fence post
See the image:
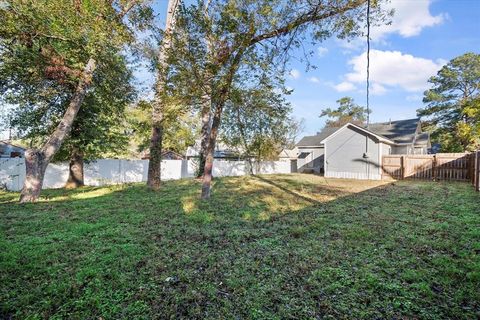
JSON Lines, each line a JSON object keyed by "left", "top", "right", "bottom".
{"left": 400, "top": 156, "right": 405, "bottom": 180}
{"left": 474, "top": 151, "right": 478, "bottom": 187}
{"left": 432, "top": 154, "right": 437, "bottom": 181}
{"left": 476, "top": 151, "right": 480, "bottom": 192}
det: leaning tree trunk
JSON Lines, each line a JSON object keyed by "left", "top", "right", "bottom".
{"left": 21, "top": 149, "right": 48, "bottom": 203}
{"left": 146, "top": 0, "right": 180, "bottom": 189}
{"left": 19, "top": 58, "right": 96, "bottom": 203}
{"left": 65, "top": 149, "right": 84, "bottom": 189}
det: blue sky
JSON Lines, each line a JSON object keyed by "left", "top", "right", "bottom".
{"left": 283, "top": 0, "right": 480, "bottom": 136}
{"left": 136, "top": 0, "right": 479, "bottom": 138}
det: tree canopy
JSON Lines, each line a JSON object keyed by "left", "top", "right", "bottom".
{"left": 221, "top": 82, "right": 297, "bottom": 161}
{"left": 166, "top": 0, "right": 389, "bottom": 198}
{"left": 320, "top": 97, "right": 370, "bottom": 128}
{"left": 128, "top": 100, "right": 198, "bottom": 156}
{"left": 418, "top": 52, "right": 480, "bottom": 152}
{"left": 8, "top": 54, "right": 135, "bottom": 161}
{"left": 0, "top": 0, "right": 149, "bottom": 201}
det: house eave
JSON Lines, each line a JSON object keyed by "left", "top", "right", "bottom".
{"left": 320, "top": 123, "right": 395, "bottom": 145}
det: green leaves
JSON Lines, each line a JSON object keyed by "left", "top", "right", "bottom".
{"left": 418, "top": 53, "right": 480, "bottom": 152}
{"left": 320, "top": 96, "right": 370, "bottom": 128}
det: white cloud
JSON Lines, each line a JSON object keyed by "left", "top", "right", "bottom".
{"left": 334, "top": 81, "right": 357, "bottom": 92}
{"left": 406, "top": 94, "right": 423, "bottom": 102}
{"left": 337, "top": 0, "right": 445, "bottom": 51}
{"left": 336, "top": 38, "right": 365, "bottom": 52}
{"left": 370, "top": 83, "right": 387, "bottom": 95}
{"left": 373, "top": 0, "right": 445, "bottom": 39}
{"left": 289, "top": 69, "right": 301, "bottom": 79}
{"left": 345, "top": 50, "right": 445, "bottom": 93}
{"left": 317, "top": 46, "right": 328, "bottom": 57}
{"left": 308, "top": 76, "right": 320, "bottom": 83}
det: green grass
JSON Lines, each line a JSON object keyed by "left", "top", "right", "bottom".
{"left": 1, "top": 174, "right": 479, "bottom": 319}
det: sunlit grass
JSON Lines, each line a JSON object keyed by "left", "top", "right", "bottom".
{"left": 1, "top": 174, "right": 479, "bottom": 319}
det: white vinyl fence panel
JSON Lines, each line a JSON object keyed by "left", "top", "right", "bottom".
{"left": 0, "top": 158, "right": 292, "bottom": 191}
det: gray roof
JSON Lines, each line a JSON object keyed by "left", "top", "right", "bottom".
{"left": 414, "top": 132, "right": 430, "bottom": 146}
{"left": 296, "top": 118, "right": 422, "bottom": 147}
{"left": 296, "top": 127, "right": 338, "bottom": 147}
{"left": 366, "top": 118, "right": 420, "bottom": 144}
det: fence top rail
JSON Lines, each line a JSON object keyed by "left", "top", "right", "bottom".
{"left": 383, "top": 153, "right": 471, "bottom": 158}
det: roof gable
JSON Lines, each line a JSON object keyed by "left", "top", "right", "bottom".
{"left": 296, "top": 118, "right": 422, "bottom": 147}
{"left": 320, "top": 123, "right": 394, "bottom": 144}
{"left": 296, "top": 127, "right": 338, "bottom": 147}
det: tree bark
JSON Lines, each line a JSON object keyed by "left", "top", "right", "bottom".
{"left": 200, "top": 50, "right": 245, "bottom": 199}
{"left": 201, "top": 102, "right": 222, "bottom": 199}
{"left": 20, "top": 149, "right": 48, "bottom": 203}
{"left": 146, "top": 0, "right": 180, "bottom": 189}
{"left": 197, "top": 4, "right": 213, "bottom": 178}
{"left": 197, "top": 95, "right": 212, "bottom": 177}
{"left": 65, "top": 149, "right": 84, "bottom": 188}
{"left": 19, "top": 58, "right": 96, "bottom": 203}
{"left": 147, "top": 122, "right": 163, "bottom": 189}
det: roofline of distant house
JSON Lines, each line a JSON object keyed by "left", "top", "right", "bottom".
{"left": 0, "top": 140, "right": 27, "bottom": 150}
{"left": 320, "top": 123, "right": 395, "bottom": 144}
{"left": 297, "top": 145, "right": 325, "bottom": 148}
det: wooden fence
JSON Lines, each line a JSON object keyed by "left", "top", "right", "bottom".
{"left": 382, "top": 153, "right": 475, "bottom": 182}
{"left": 473, "top": 151, "right": 480, "bottom": 192}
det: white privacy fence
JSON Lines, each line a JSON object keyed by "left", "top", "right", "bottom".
{"left": 0, "top": 158, "right": 291, "bottom": 191}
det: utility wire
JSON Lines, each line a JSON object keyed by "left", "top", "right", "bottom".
{"left": 366, "top": 0, "right": 371, "bottom": 126}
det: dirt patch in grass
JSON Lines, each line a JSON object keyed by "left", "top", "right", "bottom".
{"left": 1, "top": 174, "right": 479, "bottom": 319}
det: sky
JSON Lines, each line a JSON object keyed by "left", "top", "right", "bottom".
{"left": 282, "top": 0, "right": 480, "bottom": 136}
{"left": 136, "top": 0, "right": 480, "bottom": 138}
{"left": 2, "top": 0, "right": 479, "bottom": 141}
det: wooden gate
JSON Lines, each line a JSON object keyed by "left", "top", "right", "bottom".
{"left": 382, "top": 153, "right": 473, "bottom": 181}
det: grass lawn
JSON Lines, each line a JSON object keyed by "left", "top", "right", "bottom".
{"left": 1, "top": 174, "right": 479, "bottom": 319}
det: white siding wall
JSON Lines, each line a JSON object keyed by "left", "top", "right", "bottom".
{"left": 297, "top": 147, "right": 324, "bottom": 173}
{"left": 324, "top": 126, "right": 382, "bottom": 180}
{"left": 0, "top": 158, "right": 291, "bottom": 191}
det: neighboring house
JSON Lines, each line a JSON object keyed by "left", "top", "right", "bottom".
{"left": 295, "top": 127, "right": 338, "bottom": 174}
{"left": 141, "top": 150, "right": 185, "bottom": 160}
{"left": 278, "top": 147, "right": 298, "bottom": 160}
{"left": 289, "top": 118, "right": 431, "bottom": 178}
{"left": 278, "top": 147, "right": 299, "bottom": 172}
{"left": 186, "top": 140, "right": 243, "bottom": 160}
{"left": 0, "top": 141, "right": 26, "bottom": 158}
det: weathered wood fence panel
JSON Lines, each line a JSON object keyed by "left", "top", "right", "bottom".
{"left": 473, "top": 151, "right": 480, "bottom": 191}
{"left": 382, "top": 153, "right": 473, "bottom": 182}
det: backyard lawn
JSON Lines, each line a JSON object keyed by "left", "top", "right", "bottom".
{"left": 1, "top": 174, "right": 479, "bottom": 319}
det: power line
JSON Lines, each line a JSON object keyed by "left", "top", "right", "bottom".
{"left": 366, "top": 0, "right": 371, "bottom": 126}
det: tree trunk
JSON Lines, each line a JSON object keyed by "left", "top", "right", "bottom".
{"left": 19, "top": 58, "right": 96, "bottom": 203}
{"left": 197, "top": 96, "right": 212, "bottom": 177}
{"left": 146, "top": 0, "right": 180, "bottom": 189}
{"left": 19, "top": 149, "right": 48, "bottom": 203}
{"left": 200, "top": 49, "right": 245, "bottom": 199}
{"left": 201, "top": 101, "right": 224, "bottom": 199}
{"left": 65, "top": 149, "right": 84, "bottom": 188}
{"left": 147, "top": 124, "right": 163, "bottom": 189}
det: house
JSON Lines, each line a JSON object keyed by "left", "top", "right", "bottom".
{"left": 278, "top": 147, "right": 298, "bottom": 160}
{"left": 294, "top": 127, "right": 338, "bottom": 174}
{"left": 186, "top": 140, "right": 243, "bottom": 160}
{"left": 290, "top": 118, "right": 431, "bottom": 178}
{"left": 0, "top": 140, "right": 26, "bottom": 158}
{"left": 141, "top": 150, "right": 184, "bottom": 160}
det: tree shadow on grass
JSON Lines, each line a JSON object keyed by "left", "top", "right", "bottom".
{"left": 1, "top": 175, "right": 479, "bottom": 319}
